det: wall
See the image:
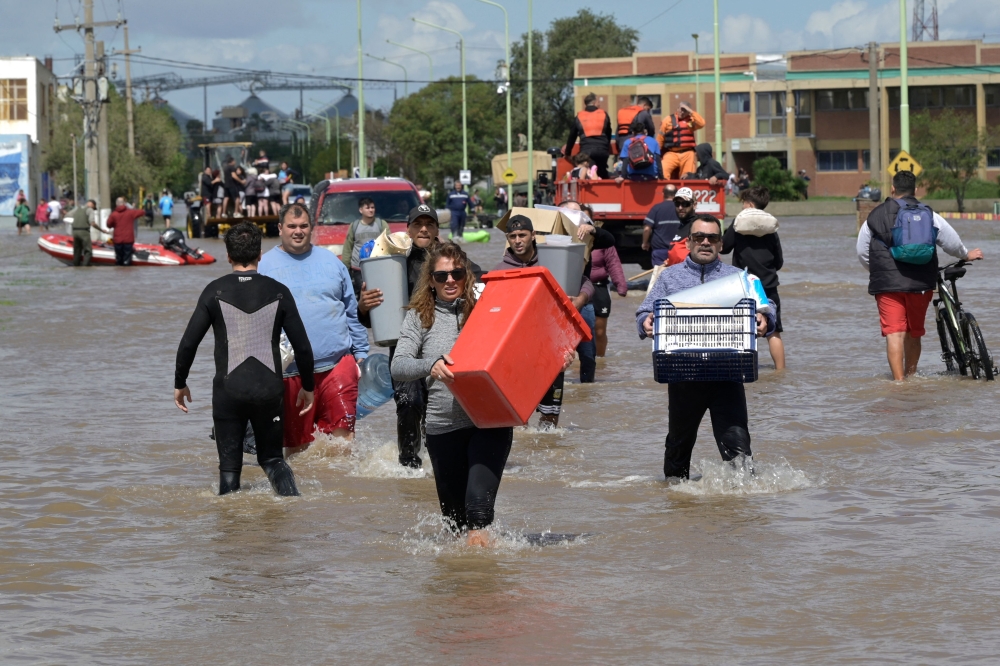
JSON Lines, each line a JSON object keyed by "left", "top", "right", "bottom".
{"left": 0, "top": 58, "right": 56, "bottom": 204}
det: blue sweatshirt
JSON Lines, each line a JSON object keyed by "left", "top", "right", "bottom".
{"left": 635, "top": 256, "right": 775, "bottom": 339}
{"left": 259, "top": 245, "right": 369, "bottom": 374}
{"left": 446, "top": 190, "right": 470, "bottom": 213}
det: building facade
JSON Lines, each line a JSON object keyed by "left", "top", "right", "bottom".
{"left": 574, "top": 40, "right": 1000, "bottom": 197}
{"left": 0, "top": 57, "right": 58, "bottom": 213}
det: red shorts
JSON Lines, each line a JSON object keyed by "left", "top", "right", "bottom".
{"left": 282, "top": 355, "right": 359, "bottom": 447}
{"left": 875, "top": 291, "right": 934, "bottom": 337}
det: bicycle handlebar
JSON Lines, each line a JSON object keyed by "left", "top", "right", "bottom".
{"left": 939, "top": 259, "right": 970, "bottom": 273}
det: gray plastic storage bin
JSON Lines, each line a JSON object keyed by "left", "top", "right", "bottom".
{"left": 535, "top": 243, "right": 586, "bottom": 297}
{"left": 360, "top": 254, "right": 409, "bottom": 346}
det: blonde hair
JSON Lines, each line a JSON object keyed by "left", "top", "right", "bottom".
{"left": 407, "top": 241, "right": 478, "bottom": 329}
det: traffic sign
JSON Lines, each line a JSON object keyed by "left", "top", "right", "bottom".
{"left": 887, "top": 150, "right": 923, "bottom": 177}
{"left": 502, "top": 168, "right": 517, "bottom": 184}
{"left": 459, "top": 169, "right": 472, "bottom": 185}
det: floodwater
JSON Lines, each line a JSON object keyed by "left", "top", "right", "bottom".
{"left": 3, "top": 215, "right": 1000, "bottom": 664}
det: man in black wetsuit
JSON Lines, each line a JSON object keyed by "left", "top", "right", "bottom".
{"left": 174, "top": 221, "right": 315, "bottom": 496}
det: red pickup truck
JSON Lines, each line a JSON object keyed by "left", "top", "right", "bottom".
{"left": 308, "top": 177, "right": 422, "bottom": 257}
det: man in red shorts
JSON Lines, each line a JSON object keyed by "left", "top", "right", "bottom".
{"left": 857, "top": 171, "right": 983, "bottom": 380}
{"left": 259, "top": 202, "right": 369, "bottom": 449}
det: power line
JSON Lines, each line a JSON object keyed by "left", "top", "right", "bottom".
{"left": 637, "top": 0, "right": 686, "bottom": 30}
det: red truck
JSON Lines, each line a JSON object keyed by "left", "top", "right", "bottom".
{"left": 308, "top": 177, "right": 422, "bottom": 256}
{"left": 553, "top": 156, "right": 726, "bottom": 269}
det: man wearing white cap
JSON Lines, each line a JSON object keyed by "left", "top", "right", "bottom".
{"left": 664, "top": 186, "right": 699, "bottom": 266}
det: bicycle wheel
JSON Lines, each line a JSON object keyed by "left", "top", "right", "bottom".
{"left": 935, "top": 306, "right": 956, "bottom": 372}
{"left": 965, "top": 313, "right": 995, "bottom": 381}
{"left": 946, "top": 310, "right": 969, "bottom": 376}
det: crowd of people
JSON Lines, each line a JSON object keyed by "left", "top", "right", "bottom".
{"left": 199, "top": 152, "right": 299, "bottom": 219}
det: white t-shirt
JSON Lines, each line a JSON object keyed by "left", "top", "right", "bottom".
{"left": 47, "top": 200, "right": 62, "bottom": 220}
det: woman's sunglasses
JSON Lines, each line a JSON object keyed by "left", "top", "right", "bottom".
{"left": 431, "top": 269, "right": 466, "bottom": 284}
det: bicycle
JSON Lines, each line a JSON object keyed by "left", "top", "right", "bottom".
{"left": 934, "top": 260, "right": 996, "bottom": 380}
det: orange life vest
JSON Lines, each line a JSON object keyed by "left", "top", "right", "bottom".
{"left": 577, "top": 108, "right": 608, "bottom": 138}
{"left": 662, "top": 114, "right": 697, "bottom": 152}
{"left": 616, "top": 105, "right": 643, "bottom": 135}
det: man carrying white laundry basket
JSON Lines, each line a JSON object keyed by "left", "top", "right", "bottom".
{"left": 636, "top": 215, "right": 775, "bottom": 480}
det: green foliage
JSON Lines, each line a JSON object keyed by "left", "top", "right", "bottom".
{"left": 509, "top": 10, "right": 638, "bottom": 149}
{"left": 750, "top": 157, "right": 808, "bottom": 201}
{"left": 923, "top": 177, "right": 999, "bottom": 200}
{"left": 45, "top": 88, "right": 190, "bottom": 202}
{"left": 306, "top": 139, "right": 352, "bottom": 183}
{"left": 385, "top": 76, "right": 504, "bottom": 187}
{"left": 911, "top": 109, "right": 1000, "bottom": 212}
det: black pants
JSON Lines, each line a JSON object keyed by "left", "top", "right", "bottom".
{"left": 212, "top": 389, "right": 298, "bottom": 495}
{"left": 538, "top": 372, "right": 564, "bottom": 417}
{"left": 114, "top": 243, "right": 134, "bottom": 266}
{"left": 389, "top": 345, "right": 427, "bottom": 467}
{"left": 425, "top": 427, "right": 513, "bottom": 531}
{"left": 664, "top": 381, "right": 752, "bottom": 479}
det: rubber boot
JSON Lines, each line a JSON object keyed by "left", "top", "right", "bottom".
{"left": 262, "top": 459, "right": 300, "bottom": 497}
{"left": 219, "top": 470, "right": 241, "bottom": 495}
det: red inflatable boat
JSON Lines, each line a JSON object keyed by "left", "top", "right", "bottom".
{"left": 37, "top": 229, "right": 216, "bottom": 266}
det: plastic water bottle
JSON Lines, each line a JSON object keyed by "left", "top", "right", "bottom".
{"left": 356, "top": 353, "right": 394, "bottom": 420}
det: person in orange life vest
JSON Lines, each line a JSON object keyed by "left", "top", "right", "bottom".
{"left": 563, "top": 92, "right": 612, "bottom": 179}
{"left": 658, "top": 101, "right": 705, "bottom": 179}
{"left": 616, "top": 96, "right": 657, "bottom": 139}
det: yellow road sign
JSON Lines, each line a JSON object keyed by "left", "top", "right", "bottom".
{"left": 887, "top": 150, "right": 923, "bottom": 177}
{"left": 502, "top": 168, "right": 517, "bottom": 184}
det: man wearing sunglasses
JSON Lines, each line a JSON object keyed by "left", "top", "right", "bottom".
{"left": 356, "top": 205, "right": 483, "bottom": 468}
{"left": 635, "top": 215, "right": 776, "bottom": 480}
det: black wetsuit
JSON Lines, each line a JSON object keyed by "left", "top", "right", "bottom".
{"left": 175, "top": 271, "right": 315, "bottom": 495}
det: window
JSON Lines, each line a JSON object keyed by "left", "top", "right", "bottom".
{"left": 987, "top": 85, "right": 1000, "bottom": 107}
{"left": 726, "top": 92, "right": 750, "bottom": 113}
{"left": 0, "top": 79, "right": 28, "bottom": 121}
{"left": 632, "top": 94, "right": 662, "bottom": 115}
{"left": 817, "top": 150, "right": 858, "bottom": 171}
{"left": 889, "top": 85, "right": 975, "bottom": 109}
{"left": 794, "top": 90, "right": 812, "bottom": 136}
{"left": 862, "top": 149, "right": 870, "bottom": 171}
{"left": 988, "top": 149, "right": 1000, "bottom": 168}
{"left": 316, "top": 189, "right": 421, "bottom": 226}
{"left": 756, "top": 92, "right": 785, "bottom": 136}
{"left": 816, "top": 89, "right": 868, "bottom": 111}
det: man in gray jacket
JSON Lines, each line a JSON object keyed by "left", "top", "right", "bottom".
{"left": 636, "top": 215, "right": 773, "bottom": 480}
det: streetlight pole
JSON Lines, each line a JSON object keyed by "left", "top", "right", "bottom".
{"left": 386, "top": 40, "right": 433, "bottom": 82}
{"left": 356, "top": 0, "right": 366, "bottom": 177}
{"left": 713, "top": 0, "right": 722, "bottom": 163}
{"left": 476, "top": 0, "right": 511, "bottom": 169}
{"left": 692, "top": 33, "right": 701, "bottom": 143}
{"left": 413, "top": 18, "right": 467, "bottom": 172}
{"left": 365, "top": 53, "right": 408, "bottom": 97}
{"left": 527, "top": 0, "right": 533, "bottom": 208}
{"left": 899, "top": 0, "right": 910, "bottom": 153}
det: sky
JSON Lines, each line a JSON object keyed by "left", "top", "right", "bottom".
{"left": 3, "top": 0, "right": 998, "bottom": 121}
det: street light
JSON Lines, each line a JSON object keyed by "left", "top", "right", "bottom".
{"left": 413, "top": 17, "right": 467, "bottom": 172}
{"left": 899, "top": 0, "right": 910, "bottom": 152}
{"left": 356, "top": 0, "right": 366, "bottom": 177}
{"left": 365, "top": 53, "right": 408, "bottom": 97}
{"left": 307, "top": 98, "right": 343, "bottom": 174}
{"left": 527, "top": 0, "right": 533, "bottom": 208}
{"left": 713, "top": 0, "right": 722, "bottom": 163}
{"left": 475, "top": 0, "right": 511, "bottom": 169}
{"left": 692, "top": 33, "right": 700, "bottom": 143}
{"left": 386, "top": 39, "right": 433, "bottom": 82}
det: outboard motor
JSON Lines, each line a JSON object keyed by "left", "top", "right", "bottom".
{"left": 160, "top": 228, "right": 203, "bottom": 260}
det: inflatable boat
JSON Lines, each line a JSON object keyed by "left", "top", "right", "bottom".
{"left": 38, "top": 229, "right": 216, "bottom": 266}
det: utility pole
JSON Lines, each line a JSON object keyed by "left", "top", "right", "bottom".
{"left": 120, "top": 22, "right": 139, "bottom": 156}
{"left": 53, "top": 0, "right": 120, "bottom": 213}
{"left": 899, "top": 0, "right": 910, "bottom": 153}
{"left": 71, "top": 133, "right": 78, "bottom": 205}
{"left": 96, "top": 41, "right": 111, "bottom": 217}
{"left": 868, "top": 42, "right": 881, "bottom": 182}
{"left": 527, "top": 0, "right": 533, "bottom": 208}
{"left": 713, "top": 0, "right": 723, "bottom": 164}
{"left": 356, "top": 0, "right": 366, "bottom": 177}
{"left": 412, "top": 18, "right": 467, "bottom": 171}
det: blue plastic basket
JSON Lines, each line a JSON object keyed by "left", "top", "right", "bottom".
{"left": 652, "top": 297, "right": 759, "bottom": 383}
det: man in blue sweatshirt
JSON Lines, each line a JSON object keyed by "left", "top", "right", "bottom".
{"left": 636, "top": 215, "right": 775, "bottom": 479}
{"left": 259, "top": 202, "right": 369, "bottom": 449}
{"left": 446, "top": 182, "right": 471, "bottom": 240}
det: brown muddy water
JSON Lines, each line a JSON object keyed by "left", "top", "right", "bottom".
{"left": 2, "top": 216, "right": 1000, "bottom": 664}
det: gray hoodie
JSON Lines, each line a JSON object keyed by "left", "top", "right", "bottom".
{"left": 390, "top": 300, "right": 474, "bottom": 435}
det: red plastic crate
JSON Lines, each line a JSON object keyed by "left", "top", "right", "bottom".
{"left": 448, "top": 267, "right": 593, "bottom": 428}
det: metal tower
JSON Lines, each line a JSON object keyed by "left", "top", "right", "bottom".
{"left": 912, "top": 0, "right": 939, "bottom": 41}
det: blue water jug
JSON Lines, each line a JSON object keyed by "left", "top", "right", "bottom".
{"left": 356, "top": 353, "right": 394, "bottom": 420}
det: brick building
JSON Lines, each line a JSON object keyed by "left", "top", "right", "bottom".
{"left": 574, "top": 40, "right": 1000, "bottom": 197}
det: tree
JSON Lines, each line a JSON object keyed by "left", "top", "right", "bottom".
{"left": 911, "top": 109, "right": 999, "bottom": 212}
{"left": 385, "top": 76, "right": 504, "bottom": 187}
{"left": 45, "top": 88, "right": 190, "bottom": 202}
{"left": 508, "top": 10, "right": 638, "bottom": 149}
{"left": 750, "top": 157, "right": 807, "bottom": 201}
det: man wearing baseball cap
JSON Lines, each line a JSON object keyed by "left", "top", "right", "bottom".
{"left": 666, "top": 186, "right": 699, "bottom": 265}
{"left": 358, "top": 204, "right": 482, "bottom": 468}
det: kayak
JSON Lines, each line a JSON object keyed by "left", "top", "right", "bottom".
{"left": 37, "top": 231, "right": 216, "bottom": 266}
{"left": 461, "top": 229, "right": 491, "bottom": 243}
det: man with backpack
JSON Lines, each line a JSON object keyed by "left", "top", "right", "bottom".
{"left": 617, "top": 121, "right": 661, "bottom": 181}
{"left": 341, "top": 196, "right": 388, "bottom": 296}
{"left": 856, "top": 170, "right": 983, "bottom": 380}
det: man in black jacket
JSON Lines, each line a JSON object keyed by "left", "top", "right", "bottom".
{"left": 564, "top": 93, "right": 613, "bottom": 179}
{"left": 856, "top": 171, "right": 983, "bottom": 380}
{"left": 174, "top": 222, "right": 315, "bottom": 496}
{"left": 692, "top": 143, "right": 729, "bottom": 184}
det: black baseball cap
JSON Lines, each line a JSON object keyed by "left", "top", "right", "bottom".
{"left": 407, "top": 204, "right": 438, "bottom": 226}
{"left": 506, "top": 214, "right": 534, "bottom": 233}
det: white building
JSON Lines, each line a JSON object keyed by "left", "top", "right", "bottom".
{"left": 0, "top": 56, "right": 58, "bottom": 215}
